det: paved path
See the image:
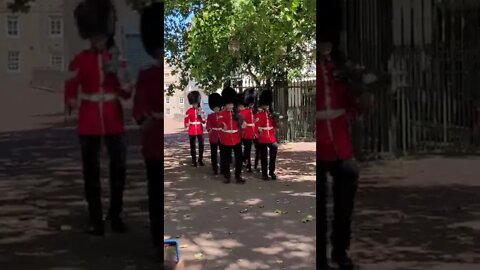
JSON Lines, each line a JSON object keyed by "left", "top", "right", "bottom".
{"left": 0, "top": 87, "right": 479, "bottom": 269}
{"left": 164, "top": 118, "right": 317, "bottom": 270}
{"left": 165, "top": 117, "right": 480, "bottom": 269}
{"left": 0, "top": 87, "right": 159, "bottom": 269}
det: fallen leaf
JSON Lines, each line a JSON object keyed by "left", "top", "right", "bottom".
{"left": 258, "top": 205, "right": 265, "bottom": 208}
{"left": 194, "top": 253, "right": 204, "bottom": 260}
{"left": 301, "top": 215, "right": 314, "bottom": 223}
{"left": 180, "top": 244, "right": 188, "bottom": 249}
{"left": 239, "top": 209, "right": 249, "bottom": 213}
{"left": 274, "top": 209, "right": 288, "bottom": 214}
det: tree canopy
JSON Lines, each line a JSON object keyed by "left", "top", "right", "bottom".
{"left": 165, "top": 0, "right": 316, "bottom": 95}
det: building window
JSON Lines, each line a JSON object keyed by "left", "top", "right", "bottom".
{"left": 50, "top": 55, "right": 64, "bottom": 71}
{"left": 6, "top": 16, "right": 19, "bottom": 37}
{"left": 166, "top": 108, "right": 171, "bottom": 115}
{"left": 179, "top": 97, "right": 184, "bottom": 104}
{"left": 166, "top": 96, "right": 170, "bottom": 104}
{"left": 7, "top": 51, "right": 20, "bottom": 72}
{"left": 49, "top": 16, "right": 63, "bottom": 37}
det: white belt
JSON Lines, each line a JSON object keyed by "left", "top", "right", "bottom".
{"left": 151, "top": 112, "right": 163, "bottom": 119}
{"left": 316, "top": 109, "right": 346, "bottom": 120}
{"left": 80, "top": 93, "right": 117, "bottom": 102}
{"left": 211, "top": 128, "right": 222, "bottom": 131}
{"left": 258, "top": 127, "right": 273, "bottom": 131}
{"left": 189, "top": 121, "right": 202, "bottom": 125}
{"left": 245, "top": 123, "right": 255, "bottom": 127}
{"left": 223, "top": 130, "right": 239, "bottom": 134}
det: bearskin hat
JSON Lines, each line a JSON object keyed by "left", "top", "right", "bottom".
{"left": 140, "top": 2, "right": 163, "bottom": 58}
{"left": 244, "top": 88, "right": 256, "bottom": 105}
{"left": 208, "top": 93, "right": 222, "bottom": 110}
{"left": 187, "top": 91, "right": 201, "bottom": 105}
{"left": 258, "top": 89, "right": 273, "bottom": 106}
{"left": 318, "top": 0, "right": 341, "bottom": 43}
{"left": 221, "top": 87, "right": 237, "bottom": 105}
{"left": 74, "top": 0, "right": 117, "bottom": 40}
{"left": 236, "top": 92, "right": 246, "bottom": 106}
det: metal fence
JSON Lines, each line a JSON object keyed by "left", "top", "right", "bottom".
{"left": 344, "top": 0, "right": 480, "bottom": 159}
{"left": 233, "top": 78, "right": 316, "bottom": 143}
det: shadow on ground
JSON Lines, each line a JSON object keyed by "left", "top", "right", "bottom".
{"left": 0, "top": 119, "right": 159, "bottom": 270}
{"left": 164, "top": 132, "right": 317, "bottom": 270}
{"left": 343, "top": 159, "right": 480, "bottom": 269}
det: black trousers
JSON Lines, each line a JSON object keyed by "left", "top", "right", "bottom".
{"left": 220, "top": 143, "right": 243, "bottom": 178}
{"left": 79, "top": 135, "right": 126, "bottom": 225}
{"left": 210, "top": 143, "right": 219, "bottom": 173}
{"left": 189, "top": 135, "right": 204, "bottom": 164}
{"left": 242, "top": 139, "right": 253, "bottom": 168}
{"left": 317, "top": 159, "right": 359, "bottom": 264}
{"left": 254, "top": 139, "right": 260, "bottom": 169}
{"left": 146, "top": 159, "right": 162, "bottom": 247}
{"left": 257, "top": 143, "right": 278, "bottom": 177}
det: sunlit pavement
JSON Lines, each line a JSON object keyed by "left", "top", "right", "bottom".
{"left": 165, "top": 118, "right": 480, "bottom": 270}
{"left": 0, "top": 87, "right": 478, "bottom": 269}
{"left": 164, "top": 118, "right": 316, "bottom": 269}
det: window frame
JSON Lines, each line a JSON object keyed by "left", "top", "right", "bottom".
{"left": 7, "top": 51, "right": 20, "bottom": 73}
{"left": 50, "top": 54, "right": 64, "bottom": 71}
{"left": 48, "top": 16, "right": 63, "bottom": 38}
{"left": 6, "top": 15, "right": 20, "bottom": 38}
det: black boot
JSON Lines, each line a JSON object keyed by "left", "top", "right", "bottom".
{"left": 270, "top": 173, "right": 277, "bottom": 180}
{"left": 235, "top": 175, "right": 245, "bottom": 184}
{"left": 331, "top": 250, "right": 355, "bottom": 270}
{"left": 262, "top": 175, "right": 269, "bottom": 181}
{"left": 223, "top": 175, "right": 231, "bottom": 184}
{"left": 246, "top": 164, "right": 253, "bottom": 173}
{"left": 109, "top": 217, "right": 128, "bottom": 233}
{"left": 191, "top": 162, "right": 197, "bottom": 167}
{"left": 198, "top": 160, "right": 205, "bottom": 166}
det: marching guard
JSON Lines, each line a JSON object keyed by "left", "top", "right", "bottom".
{"left": 206, "top": 93, "right": 223, "bottom": 175}
{"left": 65, "top": 0, "right": 131, "bottom": 235}
{"left": 239, "top": 88, "right": 256, "bottom": 173}
{"left": 218, "top": 87, "right": 244, "bottom": 184}
{"left": 132, "top": 2, "right": 162, "bottom": 250}
{"left": 184, "top": 91, "right": 205, "bottom": 167}
{"left": 317, "top": 28, "right": 374, "bottom": 268}
{"left": 254, "top": 90, "right": 279, "bottom": 180}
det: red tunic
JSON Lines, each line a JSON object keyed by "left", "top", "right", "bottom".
{"left": 133, "top": 64, "right": 163, "bottom": 161}
{"left": 217, "top": 110, "right": 241, "bottom": 146}
{"left": 254, "top": 109, "right": 278, "bottom": 144}
{"left": 184, "top": 108, "right": 205, "bottom": 136}
{"left": 240, "top": 108, "right": 255, "bottom": 140}
{"left": 317, "top": 59, "right": 358, "bottom": 161}
{"left": 206, "top": 112, "right": 221, "bottom": 143}
{"left": 64, "top": 49, "right": 131, "bottom": 135}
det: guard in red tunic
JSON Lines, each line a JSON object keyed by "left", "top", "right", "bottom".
{"left": 65, "top": 0, "right": 131, "bottom": 235}
{"left": 239, "top": 88, "right": 256, "bottom": 172}
{"left": 317, "top": 34, "right": 374, "bottom": 269}
{"left": 184, "top": 91, "right": 205, "bottom": 167}
{"left": 206, "top": 93, "right": 223, "bottom": 175}
{"left": 132, "top": 2, "right": 162, "bottom": 251}
{"left": 218, "top": 87, "right": 244, "bottom": 184}
{"left": 254, "top": 90, "right": 279, "bottom": 180}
